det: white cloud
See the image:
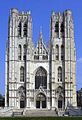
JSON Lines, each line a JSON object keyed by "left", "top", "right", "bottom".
{"left": 77, "top": 58, "right": 82, "bottom": 63}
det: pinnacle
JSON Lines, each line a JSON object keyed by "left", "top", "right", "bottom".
{"left": 39, "top": 26, "right": 43, "bottom": 40}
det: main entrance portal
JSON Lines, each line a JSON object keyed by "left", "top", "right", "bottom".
{"left": 36, "top": 93, "right": 46, "bottom": 109}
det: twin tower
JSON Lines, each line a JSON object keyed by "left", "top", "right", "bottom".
{"left": 5, "top": 9, "right": 77, "bottom": 110}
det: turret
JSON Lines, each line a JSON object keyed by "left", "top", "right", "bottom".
{"left": 64, "top": 10, "right": 74, "bottom": 38}
{"left": 50, "top": 11, "right": 65, "bottom": 39}
{"left": 27, "top": 11, "right": 32, "bottom": 38}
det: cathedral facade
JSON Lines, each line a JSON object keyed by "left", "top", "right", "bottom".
{"left": 5, "top": 9, "right": 77, "bottom": 110}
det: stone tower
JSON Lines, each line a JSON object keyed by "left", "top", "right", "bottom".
{"left": 50, "top": 10, "right": 77, "bottom": 108}
{"left": 5, "top": 9, "right": 77, "bottom": 110}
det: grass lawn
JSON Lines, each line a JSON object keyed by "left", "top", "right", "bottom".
{"left": 0, "top": 117, "right": 82, "bottom": 120}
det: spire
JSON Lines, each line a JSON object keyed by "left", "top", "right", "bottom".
{"left": 35, "top": 27, "right": 48, "bottom": 55}
{"left": 39, "top": 26, "right": 43, "bottom": 42}
{"left": 37, "top": 27, "right": 43, "bottom": 49}
{"left": 39, "top": 26, "right": 43, "bottom": 40}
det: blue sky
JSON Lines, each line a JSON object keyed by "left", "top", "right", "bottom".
{"left": 0, "top": 0, "right": 82, "bottom": 95}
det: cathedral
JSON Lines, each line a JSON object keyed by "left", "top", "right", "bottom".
{"left": 5, "top": 9, "right": 77, "bottom": 111}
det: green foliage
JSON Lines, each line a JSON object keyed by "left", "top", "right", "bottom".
{"left": 0, "top": 117, "right": 82, "bottom": 120}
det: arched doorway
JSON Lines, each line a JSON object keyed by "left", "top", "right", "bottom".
{"left": 56, "top": 86, "right": 64, "bottom": 110}
{"left": 58, "top": 96, "right": 63, "bottom": 109}
{"left": 36, "top": 93, "right": 46, "bottom": 109}
{"left": 35, "top": 67, "right": 47, "bottom": 89}
{"left": 20, "top": 99, "right": 25, "bottom": 108}
{"left": 18, "top": 86, "right": 25, "bottom": 108}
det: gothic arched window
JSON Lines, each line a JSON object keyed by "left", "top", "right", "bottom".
{"left": 61, "top": 22, "right": 64, "bottom": 38}
{"left": 23, "top": 22, "right": 27, "bottom": 37}
{"left": 55, "top": 21, "right": 59, "bottom": 32}
{"left": 35, "top": 67, "right": 47, "bottom": 89}
{"left": 61, "top": 45, "right": 64, "bottom": 61}
{"left": 18, "top": 22, "right": 21, "bottom": 36}
{"left": 18, "top": 45, "right": 22, "bottom": 60}
{"left": 23, "top": 44, "right": 26, "bottom": 60}
{"left": 61, "top": 22, "right": 64, "bottom": 33}
{"left": 58, "top": 67, "right": 62, "bottom": 82}
{"left": 20, "top": 66, "right": 24, "bottom": 82}
{"left": 56, "top": 45, "right": 59, "bottom": 60}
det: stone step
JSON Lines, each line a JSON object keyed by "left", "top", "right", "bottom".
{"left": 0, "top": 110, "right": 13, "bottom": 117}
{"left": 12, "top": 111, "right": 23, "bottom": 117}
{"left": 24, "top": 110, "right": 58, "bottom": 117}
{"left": 68, "top": 108, "right": 82, "bottom": 116}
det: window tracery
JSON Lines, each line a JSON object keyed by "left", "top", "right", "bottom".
{"left": 18, "top": 22, "right": 21, "bottom": 37}
{"left": 23, "top": 44, "right": 26, "bottom": 60}
{"left": 20, "top": 66, "right": 24, "bottom": 82}
{"left": 56, "top": 45, "right": 59, "bottom": 60}
{"left": 55, "top": 21, "right": 59, "bottom": 32}
{"left": 58, "top": 67, "right": 62, "bottom": 82}
{"left": 18, "top": 45, "right": 22, "bottom": 60}
{"left": 35, "top": 67, "right": 47, "bottom": 89}
{"left": 23, "top": 22, "right": 27, "bottom": 37}
{"left": 61, "top": 45, "right": 64, "bottom": 61}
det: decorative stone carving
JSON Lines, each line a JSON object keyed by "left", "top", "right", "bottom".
{"left": 5, "top": 9, "right": 77, "bottom": 109}
{"left": 56, "top": 86, "right": 64, "bottom": 98}
{"left": 18, "top": 86, "right": 25, "bottom": 100}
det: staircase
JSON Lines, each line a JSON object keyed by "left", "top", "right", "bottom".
{"left": 0, "top": 107, "right": 13, "bottom": 117}
{"left": 68, "top": 108, "right": 82, "bottom": 116}
{"left": 65, "top": 107, "right": 82, "bottom": 116}
{"left": 24, "top": 109, "right": 58, "bottom": 117}
{"left": 12, "top": 109, "right": 24, "bottom": 117}
{"left": 0, "top": 107, "right": 82, "bottom": 117}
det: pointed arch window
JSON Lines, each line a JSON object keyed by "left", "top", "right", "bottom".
{"left": 58, "top": 67, "right": 62, "bottom": 82}
{"left": 55, "top": 21, "right": 59, "bottom": 32}
{"left": 35, "top": 67, "right": 47, "bottom": 89}
{"left": 56, "top": 45, "right": 59, "bottom": 60}
{"left": 20, "top": 66, "right": 24, "bottom": 82}
{"left": 23, "top": 44, "right": 26, "bottom": 60}
{"left": 61, "top": 22, "right": 64, "bottom": 37}
{"left": 61, "top": 22, "right": 64, "bottom": 32}
{"left": 23, "top": 22, "right": 27, "bottom": 37}
{"left": 18, "top": 22, "right": 21, "bottom": 37}
{"left": 61, "top": 45, "right": 64, "bottom": 61}
{"left": 18, "top": 45, "right": 22, "bottom": 60}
